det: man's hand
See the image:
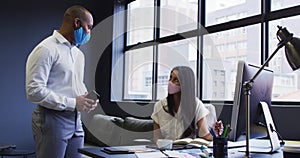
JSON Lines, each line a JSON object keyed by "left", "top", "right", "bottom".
{"left": 75, "top": 95, "right": 99, "bottom": 113}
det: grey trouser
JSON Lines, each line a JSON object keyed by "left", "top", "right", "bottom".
{"left": 32, "top": 106, "right": 84, "bottom": 158}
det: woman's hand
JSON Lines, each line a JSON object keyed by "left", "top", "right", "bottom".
{"left": 214, "top": 120, "right": 224, "bottom": 137}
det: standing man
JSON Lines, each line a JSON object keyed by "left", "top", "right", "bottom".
{"left": 26, "top": 5, "right": 98, "bottom": 158}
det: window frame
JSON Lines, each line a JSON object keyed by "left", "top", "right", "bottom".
{"left": 112, "top": 0, "right": 300, "bottom": 105}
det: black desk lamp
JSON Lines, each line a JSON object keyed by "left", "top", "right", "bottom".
{"left": 243, "top": 26, "right": 300, "bottom": 158}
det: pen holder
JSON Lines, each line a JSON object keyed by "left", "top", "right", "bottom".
{"left": 213, "top": 137, "right": 228, "bottom": 158}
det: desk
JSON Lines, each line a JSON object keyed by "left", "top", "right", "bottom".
{"left": 78, "top": 146, "right": 283, "bottom": 158}
{"left": 0, "top": 149, "right": 35, "bottom": 158}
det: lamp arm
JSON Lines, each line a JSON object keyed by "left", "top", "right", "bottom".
{"left": 250, "top": 25, "right": 295, "bottom": 83}
{"left": 249, "top": 44, "right": 283, "bottom": 83}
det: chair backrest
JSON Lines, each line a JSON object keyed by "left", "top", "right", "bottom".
{"left": 204, "top": 104, "right": 217, "bottom": 128}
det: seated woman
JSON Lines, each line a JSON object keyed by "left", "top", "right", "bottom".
{"left": 151, "top": 66, "right": 222, "bottom": 142}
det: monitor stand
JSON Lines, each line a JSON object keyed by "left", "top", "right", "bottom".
{"left": 239, "top": 101, "right": 281, "bottom": 153}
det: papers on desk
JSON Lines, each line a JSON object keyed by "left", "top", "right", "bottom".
{"left": 163, "top": 150, "right": 195, "bottom": 158}
{"left": 102, "top": 145, "right": 204, "bottom": 158}
{"left": 102, "top": 146, "right": 155, "bottom": 154}
{"left": 135, "top": 150, "right": 195, "bottom": 158}
{"left": 135, "top": 151, "right": 167, "bottom": 158}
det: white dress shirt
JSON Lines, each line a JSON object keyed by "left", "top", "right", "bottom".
{"left": 26, "top": 30, "right": 87, "bottom": 111}
{"left": 151, "top": 97, "right": 209, "bottom": 140}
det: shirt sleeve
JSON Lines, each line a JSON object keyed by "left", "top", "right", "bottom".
{"left": 151, "top": 100, "right": 161, "bottom": 124}
{"left": 195, "top": 99, "right": 209, "bottom": 122}
{"left": 195, "top": 98, "right": 210, "bottom": 137}
{"left": 26, "top": 45, "right": 76, "bottom": 111}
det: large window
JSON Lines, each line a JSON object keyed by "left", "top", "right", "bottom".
{"left": 160, "top": 0, "right": 198, "bottom": 37}
{"left": 271, "top": 0, "right": 300, "bottom": 11}
{"left": 269, "top": 15, "right": 300, "bottom": 102}
{"left": 202, "top": 24, "right": 261, "bottom": 101}
{"left": 112, "top": 0, "right": 300, "bottom": 104}
{"left": 127, "top": 0, "right": 154, "bottom": 45}
{"left": 157, "top": 38, "right": 198, "bottom": 99}
{"left": 205, "top": 0, "right": 260, "bottom": 26}
{"left": 124, "top": 47, "right": 153, "bottom": 100}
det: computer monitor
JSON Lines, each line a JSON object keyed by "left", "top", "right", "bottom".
{"left": 229, "top": 60, "right": 274, "bottom": 142}
{"left": 228, "top": 60, "right": 281, "bottom": 153}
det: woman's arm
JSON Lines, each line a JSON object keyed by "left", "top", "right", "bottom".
{"left": 197, "top": 117, "right": 213, "bottom": 141}
{"left": 197, "top": 118, "right": 224, "bottom": 141}
{"left": 153, "top": 121, "right": 162, "bottom": 143}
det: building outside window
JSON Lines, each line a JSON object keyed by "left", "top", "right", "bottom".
{"left": 112, "top": 0, "right": 300, "bottom": 103}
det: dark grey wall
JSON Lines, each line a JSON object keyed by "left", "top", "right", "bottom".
{"left": 0, "top": 0, "right": 112, "bottom": 152}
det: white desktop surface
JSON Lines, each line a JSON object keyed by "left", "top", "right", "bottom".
{"left": 79, "top": 140, "right": 284, "bottom": 158}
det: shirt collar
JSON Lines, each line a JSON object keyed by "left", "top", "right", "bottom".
{"left": 53, "top": 30, "right": 73, "bottom": 47}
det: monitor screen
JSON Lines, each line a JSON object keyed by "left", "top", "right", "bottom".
{"left": 229, "top": 60, "right": 274, "bottom": 142}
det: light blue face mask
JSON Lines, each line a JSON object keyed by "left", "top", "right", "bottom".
{"left": 74, "top": 27, "right": 90, "bottom": 45}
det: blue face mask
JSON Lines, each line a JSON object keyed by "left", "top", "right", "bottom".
{"left": 74, "top": 27, "right": 90, "bottom": 45}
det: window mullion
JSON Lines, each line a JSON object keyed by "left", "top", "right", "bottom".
{"left": 152, "top": 0, "right": 160, "bottom": 101}
{"left": 198, "top": 0, "right": 205, "bottom": 99}
{"left": 261, "top": 0, "right": 271, "bottom": 65}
